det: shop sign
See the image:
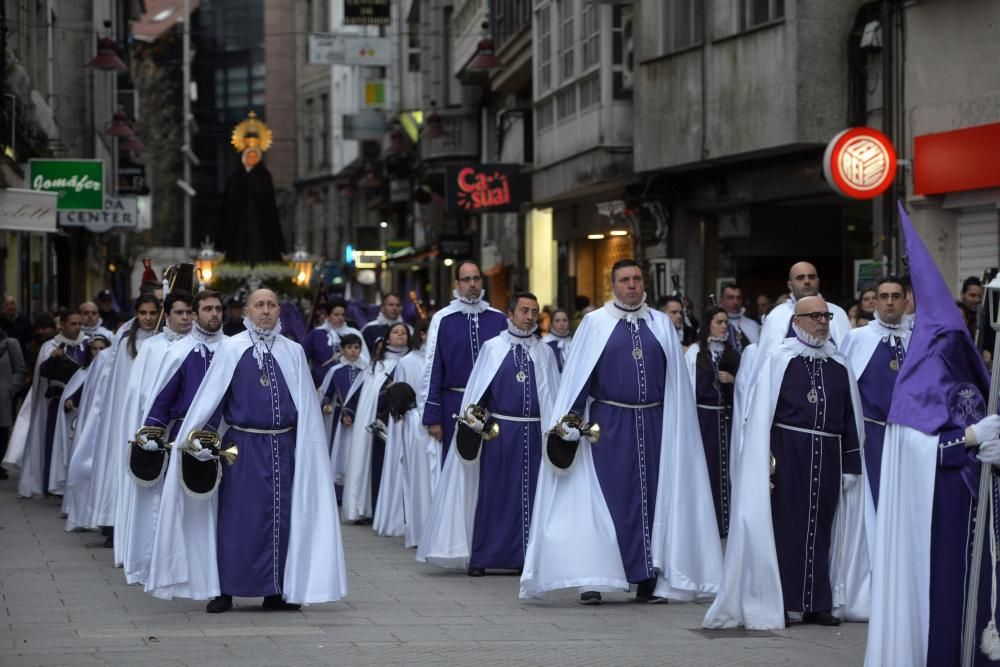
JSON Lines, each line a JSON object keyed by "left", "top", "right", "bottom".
{"left": 59, "top": 195, "right": 139, "bottom": 233}
{"left": 445, "top": 163, "right": 531, "bottom": 214}
{"left": 438, "top": 234, "right": 473, "bottom": 259}
{"left": 344, "top": 0, "right": 390, "bottom": 26}
{"left": 308, "top": 34, "right": 392, "bottom": 66}
{"left": 0, "top": 188, "right": 58, "bottom": 233}
{"left": 914, "top": 122, "right": 1000, "bottom": 196}
{"left": 28, "top": 159, "right": 104, "bottom": 210}
{"left": 823, "top": 128, "right": 897, "bottom": 200}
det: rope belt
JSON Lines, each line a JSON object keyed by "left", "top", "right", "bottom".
{"left": 445, "top": 387, "right": 466, "bottom": 393}
{"left": 696, "top": 404, "right": 725, "bottom": 411}
{"left": 775, "top": 423, "right": 841, "bottom": 439}
{"left": 230, "top": 425, "right": 295, "bottom": 435}
{"left": 490, "top": 413, "right": 541, "bottom": 423}
{"left": 863, "top": 417, "right": 887, "bottom": 427}
{"left": 595, "top": 399, "right": 663, "bottom": 410}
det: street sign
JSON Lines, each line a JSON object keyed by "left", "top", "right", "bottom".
{"left": 308, "top": 33, "right": 392, "bottom": 66}
{"left": 28, "top": 159, "right": 104, "bottom": 210}
{"left": 59, "top": 195, "right": 139, "bottom": 233}
{"left": 344, "top": 0, "right": 390, "bottom": 26}
{"left": 343, "top": 112, "right": 389, "bottom": 141}
{"left": 363, "top": 80, "right": 388, "bottom": 109}
{"left": 823, "top": 127, "right": 897, "bottom": 200}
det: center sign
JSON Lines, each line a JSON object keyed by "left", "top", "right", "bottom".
{"left": 823, "top": 128, "right": 897, "bottom": 200}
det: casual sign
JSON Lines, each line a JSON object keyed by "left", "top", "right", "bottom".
{"left": 823, "top": 128, "right": 897, "bottom": 200}
{"left": 445, "top": 164, "right": 531, "bottom": 214}
{"left": 59, "top": 195, "right": 139, "bottom": 233}
{"left": 28, "top": 159, "right": 105, "bottom": 210}
{"left": 344, "top": 0, "right": 390, "bottom": 26}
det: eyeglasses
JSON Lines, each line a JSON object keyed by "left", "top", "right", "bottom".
{"left": 795, "top": 312, "right": 834, "bottom": 322}
{"left": 457, "top": 276, "right": 482, "bottom": 283}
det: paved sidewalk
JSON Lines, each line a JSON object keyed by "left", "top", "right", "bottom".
{"left": 0, "top": 483, "right": 866, "bottom": 666}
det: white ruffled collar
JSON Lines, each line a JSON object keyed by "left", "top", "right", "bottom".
{"left": 53, "top": 332, "right": 86, "bottom": 347}
{"left": 603, "top": 293, "right": 650, "bottom": 322}
{"left": 505, "top": 321, "right": 538, "bottom": 347}
{"left": 451, "top": 288, "right": 490, "bottom": 315}
{"left": 243, "top": 316, "right": 282, "bottom": 369}
{"left": 790, "top": 322, "right": 833, "bottom": 359}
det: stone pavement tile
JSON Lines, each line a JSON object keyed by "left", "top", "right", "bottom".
{"left": 12, "top": 635, "right": 147, "bottom": 649}
{"left": 0, "top": 650, "right": 106, "bottom": 666}
{"left": 315, "top": 625, "right": 399, "bottom": 642}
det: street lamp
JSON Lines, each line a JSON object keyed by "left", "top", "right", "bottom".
{"left": 284, "top": 248, "right": 320, "bottom": 287}
{"left": 105, "top": 111, "right": 137, "bottom": 138}
{"left": 194, "top": 240, "right": 224, "bottom": 285}
{"left": 468, "top": 37, "right": 503, "bottom": 72}
{"left": 88, "top": 36, "right": 128, "bottom": 72}
{"left": 421, "top": 101, "right": 447, "bottom": 140}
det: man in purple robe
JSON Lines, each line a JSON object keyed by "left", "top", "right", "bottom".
{"left": 705, "top": 295, "right": 866, "bottom": 630}
{"left": 360, "top": 293, "right": 410, "bottom": 354}
{"left": 422, "top": 260, "right": 507, "bottom": 463}
{"left": 301, "top": 299, "right": 369, "bottom": 387}
{"left": 842, "top": 276, "right": 910, "bottom": 508}
{"left": 416, "top": 292, "right": 559, "bottom": 575}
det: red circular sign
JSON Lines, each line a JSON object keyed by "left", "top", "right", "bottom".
{"left": 823, "top": 127, "right": 898, "bottom": 199}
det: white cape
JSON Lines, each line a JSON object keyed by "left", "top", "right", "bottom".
{"left": 392, "top": 349, "right": 439, "bottom": 548}
{"left": 841, "top": 318, "right": 911, "bottom": 381}
{"left": 319, "top": 358, "right": 369, "bottom": 483}
{"left": 63, "top": 345, "right": 116, "bottom": 530}
{"left": 145, "top": 331, "right": 347, "bottom": 604}
{"left": 48, "top": 366, "right": 90, "bottom": 495}
{"left": 416, "top": 333, "right": 559, "bottom": 569}
{"left": 520, "top": 305, "right": 723, "bottom": 600}
{"left": 704, "top": 338, "right": 870, "bottom": 630}
{"left": 4, "top": 339, "right": 59, "bottom": 497}
{"left": 114, "top": 331, "right": 187, "bottom": 571}
{"left": 340, "top": 356, "right": 400, "bottom": 523}
{"left": 756, "top": 299, "right": 851, "bottom": 366}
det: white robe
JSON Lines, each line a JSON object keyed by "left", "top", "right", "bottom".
{"left": 728, "top": 310, "right": 761, "bottom": 344}
{"left": 519, "top": 304, "right": 723, "bottom": 600}
{"left": 756, "top": 298, "right": 851, "bottom": 367}
{"left": 63, "top": 345, "right": 116, "bottom": 530}
{"left": 320, "top": 358, "right": 369, "bottom": 485}
{"left": 114, "top": 330, "right": 188, "bottom": 570}
{"left": 703, "top": 338, "right": 870, "bottom": 630}
{"left": 4, "top": 339, "right": 62, "bottom": 497}
{"left": 48, "top": 366, "right": 90, "bottom": 495}
{"left": 392, "top": 348, "right": 440, "bottom": 548}
{"left": 145, "top": 330, "right": 347, "bottom": 604}
{"left": 341, "top": 355, "right": 402, "bottom": 523}
{"left": 416, "top": 332, "right": 559, "bottom": 569}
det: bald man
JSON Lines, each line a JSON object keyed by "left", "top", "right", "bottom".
{"left": 78, "top": 302, "right": 114, "bottom": 342}
{"left": 146, "top": 288, "right": 347, "bottom": 612}
{"left": 705, "top": 295, "right": 866, "bottom": 629}
{"left": 756, "top": 262, "right": 851, "bottom": 364}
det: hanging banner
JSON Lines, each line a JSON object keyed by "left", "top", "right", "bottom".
{"left": 344, "top": 0, "right": 390, "bottom": 26}
{"left": 444, "top": 163, "right": 532, "bottom": 214}
{"left": 28, "top": 159, "right": 105, "bottom": 210}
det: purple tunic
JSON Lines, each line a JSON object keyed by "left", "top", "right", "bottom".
{"left": 423, "top": 309, "right": 507, "bottom": 464}
{"left": 856, "top": 338, "right": 905, "bottom": 506}
{"left": 322, "top": 363, "right": 362, "bottom": 443}
{"left": 769, "top": 356, "right": 861, "bottom": 613}
{"left": 208, "top": 349, "right": 298, "bottom": 598}
{"left": 545, "top": 339, "right": 566, "bottom": 372}
{"left": 302, "top": 327, "right": 340, "bottom": 387}
{"left": 145, "top": 347, "right": 215, "bottom": 440}
{"left": 572, "top": 319, "right": 666, "bottom": 584}
{"left": 469, "top": 345, "right": 542, "bottom": 570}
{"left": 694, "top": 352, "right": 733, "bottom": 538}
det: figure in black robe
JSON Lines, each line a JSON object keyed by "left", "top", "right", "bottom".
{"left": 220, "top": 150, "right": 286, "bottom": 264}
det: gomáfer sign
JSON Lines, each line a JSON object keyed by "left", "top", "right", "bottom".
{"left": 28, "top": 159, "right": 104, "bottom": 211}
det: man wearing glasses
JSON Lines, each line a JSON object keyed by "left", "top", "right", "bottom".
{"left": 757, "top": 262, "right": 852, "bottom": 360}
{"left": 706, "top": 295, "right": 867, "bottom": 630}
{"left": 422, "top": 260, "right": 507, "bottom": 464}
{"left": 841, "top": 276, "right": 910, "bottom": 508}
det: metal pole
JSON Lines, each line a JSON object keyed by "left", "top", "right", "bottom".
{"left": 182, "top": 0, "right": 192, "bottom": 256}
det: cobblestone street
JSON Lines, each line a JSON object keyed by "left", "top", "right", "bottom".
{"left": 0, "top": 483, "right": 867, "bottom": 666}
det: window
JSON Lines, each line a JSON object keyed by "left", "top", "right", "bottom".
{"left": 537, "top": 5, "right": 553, "bottom": 93}
{"left": 557, "top": 0, "right": 575, "bottom": 83}
{"left": 581, "top": 2, "right": 599, "bottom": 70}
{"left": 660, "top": 0, "right": 703, "bottom": 54}
{"left": 738, "top": 0, "right": 784, "bottom": 31}
{"left": 536, "top": 98, "right": 554, "bottom": 131}
{"left": 305, "top": 98, "right": 314, "bottom": 170}
{"left": 320, "top": 94, "right": 330, "bottom": 167}
{"left": 578, "top": 74, "right": 600, "bottom": 111}
{"left": 556, "top": 87, "right": 576, "bottom": 121}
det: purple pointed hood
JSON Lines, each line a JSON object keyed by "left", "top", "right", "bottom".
{"left": 887, "top": 202, "right": 991, "bottom": 434}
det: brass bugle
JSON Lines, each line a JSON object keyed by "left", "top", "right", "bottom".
{"left": 172, "top": 429, "right": 239, "bottom": 465}
{"left": 769, "top": 454, "right": 777, "bottom": 493}
{"left": 129, "top": 425, "right": 166, "bottom": 449}
{"left": 557, "top": 413, "right": 600, "bottom": 444}
{"left": 464, "top": 404, "right": 500, "bottom": 441}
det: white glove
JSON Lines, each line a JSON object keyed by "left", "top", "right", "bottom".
{"left": 189, "top": 446, "right": 216, "bottom": 462}
{"left": 464, "top": 408, "right": 486, "bottom": 434}
{"left": 967, "top": 415, "right": 1000, "bottom": 446}
{"left": 977, "top": 439, "right": 1000, "bottom": 466}
{"left": 841, "top": 473, "right": 859, "bottom": 491}
{"left": 556, "top": 425, "right": 581, "bottom": 442}
{"left": 141, "top": 438, "right": 160, "bottom": 452}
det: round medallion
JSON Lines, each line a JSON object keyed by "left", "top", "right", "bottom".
{"left": 889, "top": 358, "right": 899, "bottom": 372}
{"left": 632, "top": 347, "right": 643, "bottom": 360}
{"left": 516, "top": 370, "right": 527, "bottom": 383}
{"left": 259, "top": 373, "right": 270, "bottom": 387}
{"left": 807, "top": 388, "right": 818, "bottom": 404}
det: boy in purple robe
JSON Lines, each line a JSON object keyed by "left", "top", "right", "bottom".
{"left": 320, "top": 334, "right": 365, "bottom": 443}
{"left": 422, "top": 260, "right": 507, "bottom": 464}
{"left": 301, "top": 299, "right": 369, "bottom": 386}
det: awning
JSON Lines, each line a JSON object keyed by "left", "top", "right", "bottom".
{"left": 0, "top": 188, "right": 58, "bottom": 233}
{"left": 131, "top": 0, "right": 201, "bottom": 43}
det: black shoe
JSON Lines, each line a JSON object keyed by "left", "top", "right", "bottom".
{"left": 0, "top": 468, "right": 8, "bottom": 480}
{"left": 635, "top": 579, "right": 668, "bottom": 604}
{"left": 579, "top": 591, "right": 602, "bottom": 605}
{"left": 103, "top": 536, "right": 113, "bottom": 549}
{"left": 467, "top": 567, "right": 486, "bottom": 577}
{"left": 261, "top": 594, "right": 300, "bottom": 611}
{"left": 784, "top": 613, "right": 791, "bottom": 628}
{"left": 206, "top": 595, "right": 233, "bottom": 613}
{"left": 801, "top": 610, "right": 841, "bottom": 626}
